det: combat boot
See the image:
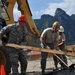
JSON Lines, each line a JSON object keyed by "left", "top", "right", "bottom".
{"left": 41, "top": 69, "right": 45, "bottom": 75}
{"left": 21, "top": 73, "right": 26, "bottom": 75}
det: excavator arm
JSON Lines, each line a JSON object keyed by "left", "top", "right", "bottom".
{"left": 0, "top": 0, "right": 40, "bottom": 37}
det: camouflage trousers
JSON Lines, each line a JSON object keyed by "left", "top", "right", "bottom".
{"left": 8, "top": 47, "right": 27, "bottom": 75}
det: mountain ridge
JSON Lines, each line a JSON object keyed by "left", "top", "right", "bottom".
{"left": 34, "top": 8, "right": 75, "bottom": 46}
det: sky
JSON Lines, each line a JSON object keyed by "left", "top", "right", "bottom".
{"left": 14, "top": 0, "right": 75, "bottom": 21}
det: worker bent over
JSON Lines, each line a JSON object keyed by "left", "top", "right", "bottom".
{"left": 40, "top": 21, "right": 60, "bottom": 75}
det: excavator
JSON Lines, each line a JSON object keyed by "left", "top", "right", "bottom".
{"left": 0, "top": 0, "right": 41, "bottom": 74}
{"left": 0, "top": 0, "right": 75, "bottom": 75}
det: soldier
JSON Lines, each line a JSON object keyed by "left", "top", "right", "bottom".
{"left": 0, "top": 14, "right": 29, "bottom": 75}
{"left": 58, "top": 26, "right": 67, "bottom": 69}
{"left": 40, "top": 21, "right": 60, "bottom": 75}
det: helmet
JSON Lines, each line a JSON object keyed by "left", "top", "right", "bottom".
{"left": 59, "top": 26, "right": 64, "bottom": 32}
{"left": 52, "top": 21, "right": 60, "bottom": 29}
{"left": 18, "top": 14, "right": 27, "bottom": 22}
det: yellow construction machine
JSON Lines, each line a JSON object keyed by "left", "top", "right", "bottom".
{"left": 0, "top": 0, "right": 40, "bottom": 36}
{"left": 0, "top": 0, "right": 40, "bottom": 74}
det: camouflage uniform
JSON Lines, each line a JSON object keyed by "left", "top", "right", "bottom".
{"left": 0, "top": 24, "right": 28, "bottom": 75}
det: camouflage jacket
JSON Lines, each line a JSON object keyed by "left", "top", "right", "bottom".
{"left": 0, "top": 24, "right": 28, "bottom": 45}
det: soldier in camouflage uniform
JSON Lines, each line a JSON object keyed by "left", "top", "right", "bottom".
{"left": 0, "top": 14, "right": 29, "bottom": 75}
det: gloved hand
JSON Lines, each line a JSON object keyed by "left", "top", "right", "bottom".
{"left": 46, "top": 46, "right": 50, "bottom": 49}
{"left": 0, "top": 40, "right": 2, "bottom": 46}
{"left": 53, "top": 47, "right": 60, "bottom": 50}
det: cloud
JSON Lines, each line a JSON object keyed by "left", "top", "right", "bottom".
{"left": 13, "top": 0, "right": 75, "bottom": 19}
{"left": 40, "top": 0, "right": 75, "bottom": 16}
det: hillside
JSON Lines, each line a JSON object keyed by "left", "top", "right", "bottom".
{"left": 34, "top": 8, "right": 75, "bottom": 46}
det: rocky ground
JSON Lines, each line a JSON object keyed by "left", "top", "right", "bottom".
{"left": 9, "top": 56, "right": 75, "bottom": 75}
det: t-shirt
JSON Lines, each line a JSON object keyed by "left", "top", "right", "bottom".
{"left": 41, "top": 28, "right": 59, "bottom": 44}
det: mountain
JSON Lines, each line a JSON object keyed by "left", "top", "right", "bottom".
{"left": 34, "top": 8, "right": 75, "bottom": 46}
{"left": 71, "top": 14, "right": 75, "bottom": 22}
{"left": 54, "top": 8, "right": 75, "bottom": 45}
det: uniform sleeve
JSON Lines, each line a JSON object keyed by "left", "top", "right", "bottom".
{"left": 62, "top": 33, "right": 66, "bottom": 41}
{"left": 0, "top": 24, "right": 13, "bottom": 39}
{"left": 20, "top": 27, "right": 33, "bottom": 45}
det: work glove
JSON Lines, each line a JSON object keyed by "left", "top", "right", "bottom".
{"left": 53, "top": 47, "right": 61, "bottom": 51}
{"left": 0, "top": 39, "right": 2, "bottom": 46}
{"left": 46, "top": 46, "right": 50, "bottom": 49}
